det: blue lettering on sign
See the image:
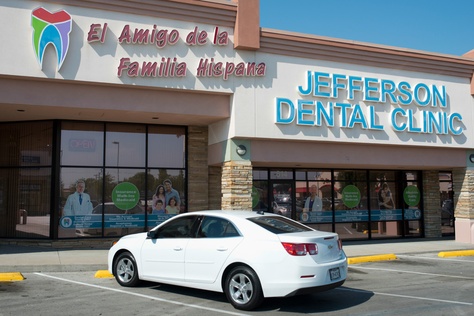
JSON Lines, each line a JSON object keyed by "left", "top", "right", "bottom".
{"left": 335, "top": 210, "right": 369, "bottom": 222}
{"left": 371, "top": 209, "right": 403, "bottom": 221}
{"left": 278, "top": 70, "right": 462, "bottom": 137}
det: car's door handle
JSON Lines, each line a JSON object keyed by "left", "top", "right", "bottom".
{"left": 216, "top": 247, "right": 228, "bottom": 251}
{"left": 173, "top": 246, "right": 183, "bottom": 251}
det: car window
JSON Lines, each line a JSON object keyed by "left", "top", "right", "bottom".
{"left": 156, "top": 216, "right": 198, "bottom": 238}
{"left": 248, "top": 216, "right": 312, "bottom": 234}
{"left": 198, "top": 216, "right": 240, "bottom": 238}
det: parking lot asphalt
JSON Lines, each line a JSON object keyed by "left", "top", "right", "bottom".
{"left": 1, "top": 237, "right": 474, "bottom": 278}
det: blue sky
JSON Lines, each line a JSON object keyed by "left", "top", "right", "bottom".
{"left": 260, "top": 0, "right": 473, "bottom": 56}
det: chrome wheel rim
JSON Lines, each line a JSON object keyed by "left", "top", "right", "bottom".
{"left": 229, "top": 273, "right": 253, "bottom": 304}
{"left": 117, "top": 257, "right": 135, "bottom": 283}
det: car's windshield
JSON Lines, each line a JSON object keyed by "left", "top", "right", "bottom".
{"left": 248, "top": 216, "right": 312, "bottom": 234}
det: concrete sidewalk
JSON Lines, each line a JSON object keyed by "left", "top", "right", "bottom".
{"left": 1, "top": 238, "right": 473, "bottom": 273}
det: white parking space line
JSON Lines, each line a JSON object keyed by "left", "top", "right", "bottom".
{"left": 397, "top": 254, "right": 474, "bottom": 263}
{"left": 351, "top": 266, "right": 474, "bottom": 280}
{"left": 337, "top": 288, "right": 473, "bottom": 306}
{"left": 342, "top": 226, "right": 353, "bottom": 234}
{"left": 34, "top": 273, "right": 250, "bottom": 316}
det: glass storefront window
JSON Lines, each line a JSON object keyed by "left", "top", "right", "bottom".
{"left": 0, "top": 121, "right": 53, "bottom": 239}
{"left": 369, "top": 170, "right": 396, "bottom": 182}
{"left": 0, "top": 167, "right": 52, "bottom": 238}
{"left": 106, "top": 124, "right": 146, "bottom": 168}
{"left": 101, "top": 168, "right": 146, "bottom": 237}
{"left": 147, "top": 169, "right": 186, "bottom": 229}
{"left": 254, "top": 168, "right": 424, "bottom": 240}
{"left": 148, "top": 126, "right": 185, "bottom": 168}
{"left": 1, "top": 121, "right": 187, "bottom": 239}
{"left": 403, "top": 179, "right": 422, "bottom": 237}
{"left": 252, "top": 180, "right": 269, "bottom": 213}
{"left": 59, "top": 167, "right": 103, "bottom": 238}
{"left": 440, "top": 171, "right": 454, "bottom": 235}
{"left": 253, "top": 169, "right": 268, "bottom": 180}
{"left": 0, "top": 121, "right": 53, "bottom": 167}
{"left": 335, "top": 181, "right": 369, "bottom": 237}
{"left": 335, "top": 223, "right": 368, "bottom": 240}
{"left": 270, "top": 170, "right": 293, "bottom": 180}
{"left": 369, "top": 176, "right": 401, "bottom": 238}
{"left": 295, "top": 171, "right": 306, "bottom": 180}
{"left": 59, "top": 122, "right": 186, "bottom": 238}
{"left": 61, "top": 122, "right": 104, "bottom": 166}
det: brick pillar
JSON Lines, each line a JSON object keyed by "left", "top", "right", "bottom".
{"left": 453, "top": 168, "right": 474, "bottom": 243}
{"left": 221, "top": 160, "right": 252, "bottom": 210}
{"left": 187, "top": 126, "right": 208, "bottom": 211}
{"left": 423, "top": 170, "right": 441, "bottom": 238}
{"left": 208, "top": 166, "right": 222, "bottom": 210}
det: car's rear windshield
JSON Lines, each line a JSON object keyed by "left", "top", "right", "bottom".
{"left": 247, "top": 216, "right": 312, "bottom": 234}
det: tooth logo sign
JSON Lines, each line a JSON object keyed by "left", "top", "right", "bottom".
{"left": 31, "top": 8, "right": 72, "bottom": 70}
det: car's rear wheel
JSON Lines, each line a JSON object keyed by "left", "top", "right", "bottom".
{"left": 114, "top": 252, "right": 140, "bottom": 287}
{"left": 224, "top": 266, "right": 264, "bottom": 311}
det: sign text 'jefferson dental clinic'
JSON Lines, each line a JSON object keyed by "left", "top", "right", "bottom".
{"left": 87, "top": 24, "right": 266, "bottom": 80}
{"left": 276, "top": 71, "right": 463, "bottom": 135}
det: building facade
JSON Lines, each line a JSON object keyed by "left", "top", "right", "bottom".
{"left": 1, "top": 0, "right": 474, "bottom": 245}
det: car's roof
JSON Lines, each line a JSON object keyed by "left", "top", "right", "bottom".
{"left": 180, "top": 210, "right": 267, "bottom": 220}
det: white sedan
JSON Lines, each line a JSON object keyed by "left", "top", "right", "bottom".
{"left": 108, "top": 210, "right": 348, "bottom": 311}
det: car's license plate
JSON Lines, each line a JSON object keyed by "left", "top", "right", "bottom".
{"left": 329, "top": 267, "right": 340, "bottom": 280}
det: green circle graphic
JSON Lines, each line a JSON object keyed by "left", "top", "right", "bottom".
{"left": 342, "top": 185, "right": 361, "bottom": 208}
{"left": 404, "top": 185, "right": 420, "bottom": 206}
{"left": 112, "top": 182, "right": 140, "bottom": 210}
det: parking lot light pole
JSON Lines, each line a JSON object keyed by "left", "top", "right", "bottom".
{"left": 113, "top": 141, "right": 120, "bottom": 182}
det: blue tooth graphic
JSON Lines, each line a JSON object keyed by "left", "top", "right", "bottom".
{"left": 31, "top": 8, "right": 72, "bottom": 70}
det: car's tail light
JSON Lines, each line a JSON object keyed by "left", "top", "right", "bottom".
{"left": 281, "top": 242, "right": 318, "bottom": 256}
{"left": 338, "top": 239, "right": 343, "bottom": 250}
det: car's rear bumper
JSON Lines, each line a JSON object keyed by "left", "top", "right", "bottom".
{"left": 284, "top": 279, "right": 345, "bottom": 297}
{"left": 260, "top": 257, "right": 348, "bottom": 297}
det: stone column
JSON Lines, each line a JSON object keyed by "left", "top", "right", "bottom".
{"left": 453, "top": 168, "right": 474, "bottom": 243}
{"left": 208, "top": 166, "right": 222, "bottom": 210}
{"left": 221, "top": 160, "right": 252, "bottom": 210}
{"left": 422, "top": 170, "right": 441, "bottom": 238}
{"left": 187, "top": 126, "right": 208, "bottom": 211}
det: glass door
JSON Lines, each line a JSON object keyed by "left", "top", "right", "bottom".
{"left": 271, "top": 181, "right": 294, "bottom": 219}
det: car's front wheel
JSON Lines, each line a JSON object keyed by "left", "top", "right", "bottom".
{"left": 114, "top": 252, "right": 140, "bottom": 287}
{"left": 224, "top": 266, "right": 264, "bottom": 311}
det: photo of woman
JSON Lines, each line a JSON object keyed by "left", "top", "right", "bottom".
{"left": 152, "top": 185, "right": 166, "bottom": 212}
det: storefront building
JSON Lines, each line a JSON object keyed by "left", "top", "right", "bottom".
{"left": 1, "top": 0, "right": 474, "bottom": 245}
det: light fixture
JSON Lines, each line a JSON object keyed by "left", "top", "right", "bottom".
{"left": 470, "top": 154, "right": 474, "bottom": 163}
{"left": 236, "top": 145, "right": 247, "bottom": 156}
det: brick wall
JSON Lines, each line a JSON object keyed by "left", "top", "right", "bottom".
{"left": 453, "top": 168, "right": 474, "bottom": 219}
{"left": 208, "top": 166, "right": 222, "bottom": 210}
{"left": 187, "top": 126, "right": 209, "bottom": 211}
{"left": 423, "top": 170, "right": 441, "bottom": 238}
{"left": 221, "top": 160, "right": 252, "bottom": 210}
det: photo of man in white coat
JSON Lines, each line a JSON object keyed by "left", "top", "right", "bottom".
{"left": 63, "top": 180, "right": 93, "bottom": 216}
{"left": 304, "top": 184, "right": 323, "bottom": 212}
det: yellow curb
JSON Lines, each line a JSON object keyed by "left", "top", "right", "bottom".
{"left": 348, "top": 254, "right": 397, "bottom": 265}
{"left": 94, "top": 270, "right": 114, "bottom": 278}
{"left": 362, "top": 230, "right": 379, "bottom": 234}
{"left": 0, "top": 272, "right": 25, "bottom": 282}
{"left": 438, "top": 250, "right": 474, "bottom": 258}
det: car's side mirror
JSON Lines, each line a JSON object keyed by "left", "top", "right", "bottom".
{"left": 147, "top": 230, "right": 158, "bottom": 239}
